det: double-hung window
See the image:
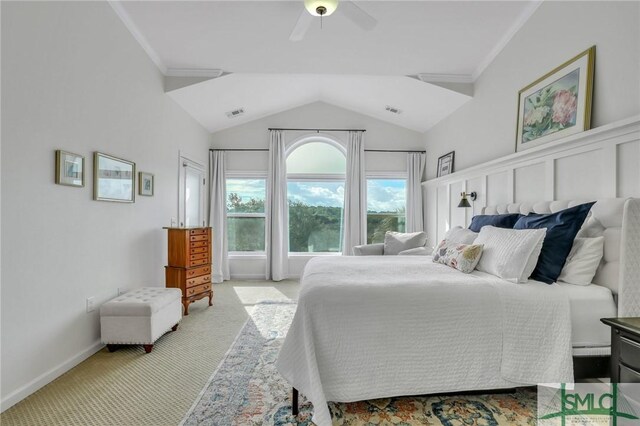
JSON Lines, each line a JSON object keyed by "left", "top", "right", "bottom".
{"left": 226, "top": 176, "right": 266, "bottom": 253}
{"left": 366, "top": 177, "right": 407, "bottom": 243}
{"left": 286, "top": 140, "right": 346, "bottom": 253}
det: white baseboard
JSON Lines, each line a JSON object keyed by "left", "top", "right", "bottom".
{"left": 229, "top": 273, "right": 267, "bottom": 280}
{"left": 228, "top": 274, "right": 300, "bottom": 281}
{"left": 0, "top": 340, "right": 104, "bottom": 412}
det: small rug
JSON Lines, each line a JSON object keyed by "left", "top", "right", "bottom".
{"left": 181, "top": 301, "right": 537, "bottom": 425}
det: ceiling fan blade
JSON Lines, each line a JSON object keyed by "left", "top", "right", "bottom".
{"left": 289, "top": 8, "right": 314, "bottom": 42}
{"left": 340, "top": 1, "right": 377, "bottom": 31}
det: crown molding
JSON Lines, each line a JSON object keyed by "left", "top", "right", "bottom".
{"left": 471, "top": 0, "right": 543, "bottom": 81}
{"left": 166, "top": 68, "right": 225, "bottom": 78}
{"left": 108, "top": 1, "right": 168, "bottom": 75}
{"left": 417, "top": 73, "right": 473, "bottom": 84}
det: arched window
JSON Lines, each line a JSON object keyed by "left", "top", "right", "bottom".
{"left": 286, "top": 138, "right": 346, "bottom": 253}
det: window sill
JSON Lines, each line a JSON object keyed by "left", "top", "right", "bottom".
{"left": 288, "top": 252, "right": 342, "bottom": 257}
{"left": 229, "top": 253, "right": 267, "bottom": 260}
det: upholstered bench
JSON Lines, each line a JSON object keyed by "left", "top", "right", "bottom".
{"left": 100, "top": 287, "right": 182, "bottom": 353}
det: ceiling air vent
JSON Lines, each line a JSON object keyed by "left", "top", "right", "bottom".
{"left": 226, "top": 108, "right": 245, "bottom": 118}
{"left": 385, "top": 105, "right": 402, "bottom": 115}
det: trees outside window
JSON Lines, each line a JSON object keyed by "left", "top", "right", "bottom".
{"left": 366, "top": 178, "right": 407, "bottom": 243}
{"left": 226, "top": 178, "right": 266, "bottom": 252}
{"left": 286, "top": 140, "right": 346, "bottom": 253}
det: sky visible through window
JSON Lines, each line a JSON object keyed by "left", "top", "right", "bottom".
{"left": 367, "top": 179, "right": 406, "bottom": 213}
{"left": 226, "top": 179, "right": 265, "bottom": 211}
{"left": 287, "top": 181, "right": 344, "bottom": 207}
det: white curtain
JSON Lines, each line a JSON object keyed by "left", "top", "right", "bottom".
{"left": 266, "top": 130, "right": 289, "bottom": 281}
{"left": 342, "top": 131, "right": 367, "bottom": 255}
{"left": 406, "top": 152, "right": 426, "bottom": 232}
{"left": 209, "top": 150, "right": 230, "bottom": 283}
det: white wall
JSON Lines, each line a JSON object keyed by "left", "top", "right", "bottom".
{"left": 212, "top": 101, "right": 424, "bottom": 278}
{"left": 424, "top": 1, "right": 640, "bottom": 179}
{"left": 1, "top": 2, "right": 210, "bottom": 409}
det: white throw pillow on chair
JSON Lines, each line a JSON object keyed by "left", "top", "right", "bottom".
{"left": 383, "top": 231, "right": 428, "bottom": 255}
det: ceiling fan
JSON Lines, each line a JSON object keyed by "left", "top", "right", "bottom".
{"left": 290, "top": 0, "right": 378, "bottom": 42}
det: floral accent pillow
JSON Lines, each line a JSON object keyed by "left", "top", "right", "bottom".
{"left": 432, "top": 240, "right": 484, "bottom": 274}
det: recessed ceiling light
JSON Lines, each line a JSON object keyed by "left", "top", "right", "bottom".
{"left": 385, "top": 105, "right": 402, "bottom": 115}
{"left": 225, "top": 108, "right": 245, "bottom": 118}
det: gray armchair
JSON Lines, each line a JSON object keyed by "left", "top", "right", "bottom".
{"left": 352, "top": 242, "right": 431, "bottom": 256}
{"left": 352, "top": 243, "right": 385, "bottom": 256}
{"left": 352, "top": 231, "right": 430, "bottom": 256}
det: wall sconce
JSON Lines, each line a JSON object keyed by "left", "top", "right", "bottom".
{"left": 458, "top": 191, "right": 477, "bottom": 208}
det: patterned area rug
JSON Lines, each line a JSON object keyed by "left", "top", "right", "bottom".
{"left": 181, "top": 301, "right": 537, "bottom": 425}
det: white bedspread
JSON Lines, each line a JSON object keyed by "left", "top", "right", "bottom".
{"left": 276, "top": 256, "right": 574, "bottom": 426}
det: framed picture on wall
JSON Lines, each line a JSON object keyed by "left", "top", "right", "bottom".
{"left": 437, "top": 151, "right": 455, "bottom": 177}
{"left": 515, "top": 46, "right": 595, "bottom": 152}
{"left": 93, "top": 152, "right": 135, "bottom": 202}
{"left": 55, "top": 150, "right": 85, "bottom": 187}
{"left": 138, "top": 172, "right": 154, "bottom": 196}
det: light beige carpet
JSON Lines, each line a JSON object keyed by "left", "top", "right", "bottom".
{"left": 1, "top": 280, "right": 299, "bottom": 426}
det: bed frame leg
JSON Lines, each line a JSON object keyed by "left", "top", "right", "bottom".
{"left": 292, "top": 387, "right": 299, "bottom": 416}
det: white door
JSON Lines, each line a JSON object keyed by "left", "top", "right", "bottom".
{"left": 179, "top": 155, "right": 206, "bottom": 228}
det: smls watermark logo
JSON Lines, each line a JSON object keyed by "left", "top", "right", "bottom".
{"left": 538, "top": 383, "right": 640, "bottom": 425}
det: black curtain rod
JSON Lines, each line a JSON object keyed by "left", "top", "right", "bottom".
{"left": 366, "top": 149, "right": 426, "bottom": 153}
{"left": 210, "top": 148, "right": 268, "bottom": 152}
{"left": 210, "top": 148, "right": 425, "bottom": 153}
{"left": 267, "top": 128, "right": 367, "bottom": 132}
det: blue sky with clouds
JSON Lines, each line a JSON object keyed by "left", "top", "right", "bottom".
{"left": 227, "top": 178, "right": 405, "bottom": 213}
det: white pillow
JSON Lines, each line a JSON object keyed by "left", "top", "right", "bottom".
{"left": 558, "top": 237, "right": 604, "bottom": 286}
{"left": 431, "top": 226, "right": 478, "bottom": 256}
{"left": 383, "top": 231, "right": 427, "bottom": 255}
{"left": 474, "top": 226, "right": 547, "bottom": 283}
{"left": 398, "top": 247, "right": 431, "bottom": 256}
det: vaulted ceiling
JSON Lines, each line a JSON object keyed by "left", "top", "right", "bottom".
{"left": 111, "top": 0, "right": 541, "bottom": 132}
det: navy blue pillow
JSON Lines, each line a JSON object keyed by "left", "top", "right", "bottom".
{"left": 514, "top": 202, "right": 596, "bottom": 284}
{"left": 468, "top": 214, "right": 522, "bottom": 233}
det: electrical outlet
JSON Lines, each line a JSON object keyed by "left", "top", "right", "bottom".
{"left": 170, "top": 217, "right": 177, "bottom": 227}
{"left": 86, "top": 297, "right": 95, "bottom": 313}
{"left": 117, "top": 287, "right": 127, "bottom": 296}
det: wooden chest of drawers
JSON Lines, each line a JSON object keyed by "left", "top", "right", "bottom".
{"left": 164, "top": 227, "right": 213, "bottom": 315}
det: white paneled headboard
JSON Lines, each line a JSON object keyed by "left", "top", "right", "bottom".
{"left": 481, "top": 198, "right": 640, "bottom": 317}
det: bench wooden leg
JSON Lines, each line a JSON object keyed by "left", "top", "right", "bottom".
{"left": 106, "top": 344, "right": 118, "bottom": 353}
{"left": 143, "top": 344, "right": 153, "bottom": 354}
{"left": 292, "top": 387, "right": 299, "bottom": 416}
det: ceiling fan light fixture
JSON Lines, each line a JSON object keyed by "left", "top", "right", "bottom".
{"left": 304, "top": 0, "right": 338, "bottom": 16}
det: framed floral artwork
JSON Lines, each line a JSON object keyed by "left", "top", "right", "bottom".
{"left": 55, "top": 150, "right": 85, "bottom": 187}
{"left": 94, "top": 152, "right": 135, "bottom": 202}
{"left": 138, "top": 172, "right": 154, "bottom": 196}
{"left": 515, "top": 46, "right": 595, "bottom": 152}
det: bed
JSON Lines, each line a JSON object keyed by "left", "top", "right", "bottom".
{"left": 276, "top": 198, "right": 640, "bottom": 426}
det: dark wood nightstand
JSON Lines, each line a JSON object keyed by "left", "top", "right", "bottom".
{"left": 601, "top": 317, "right": 640, "bottom": 383}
